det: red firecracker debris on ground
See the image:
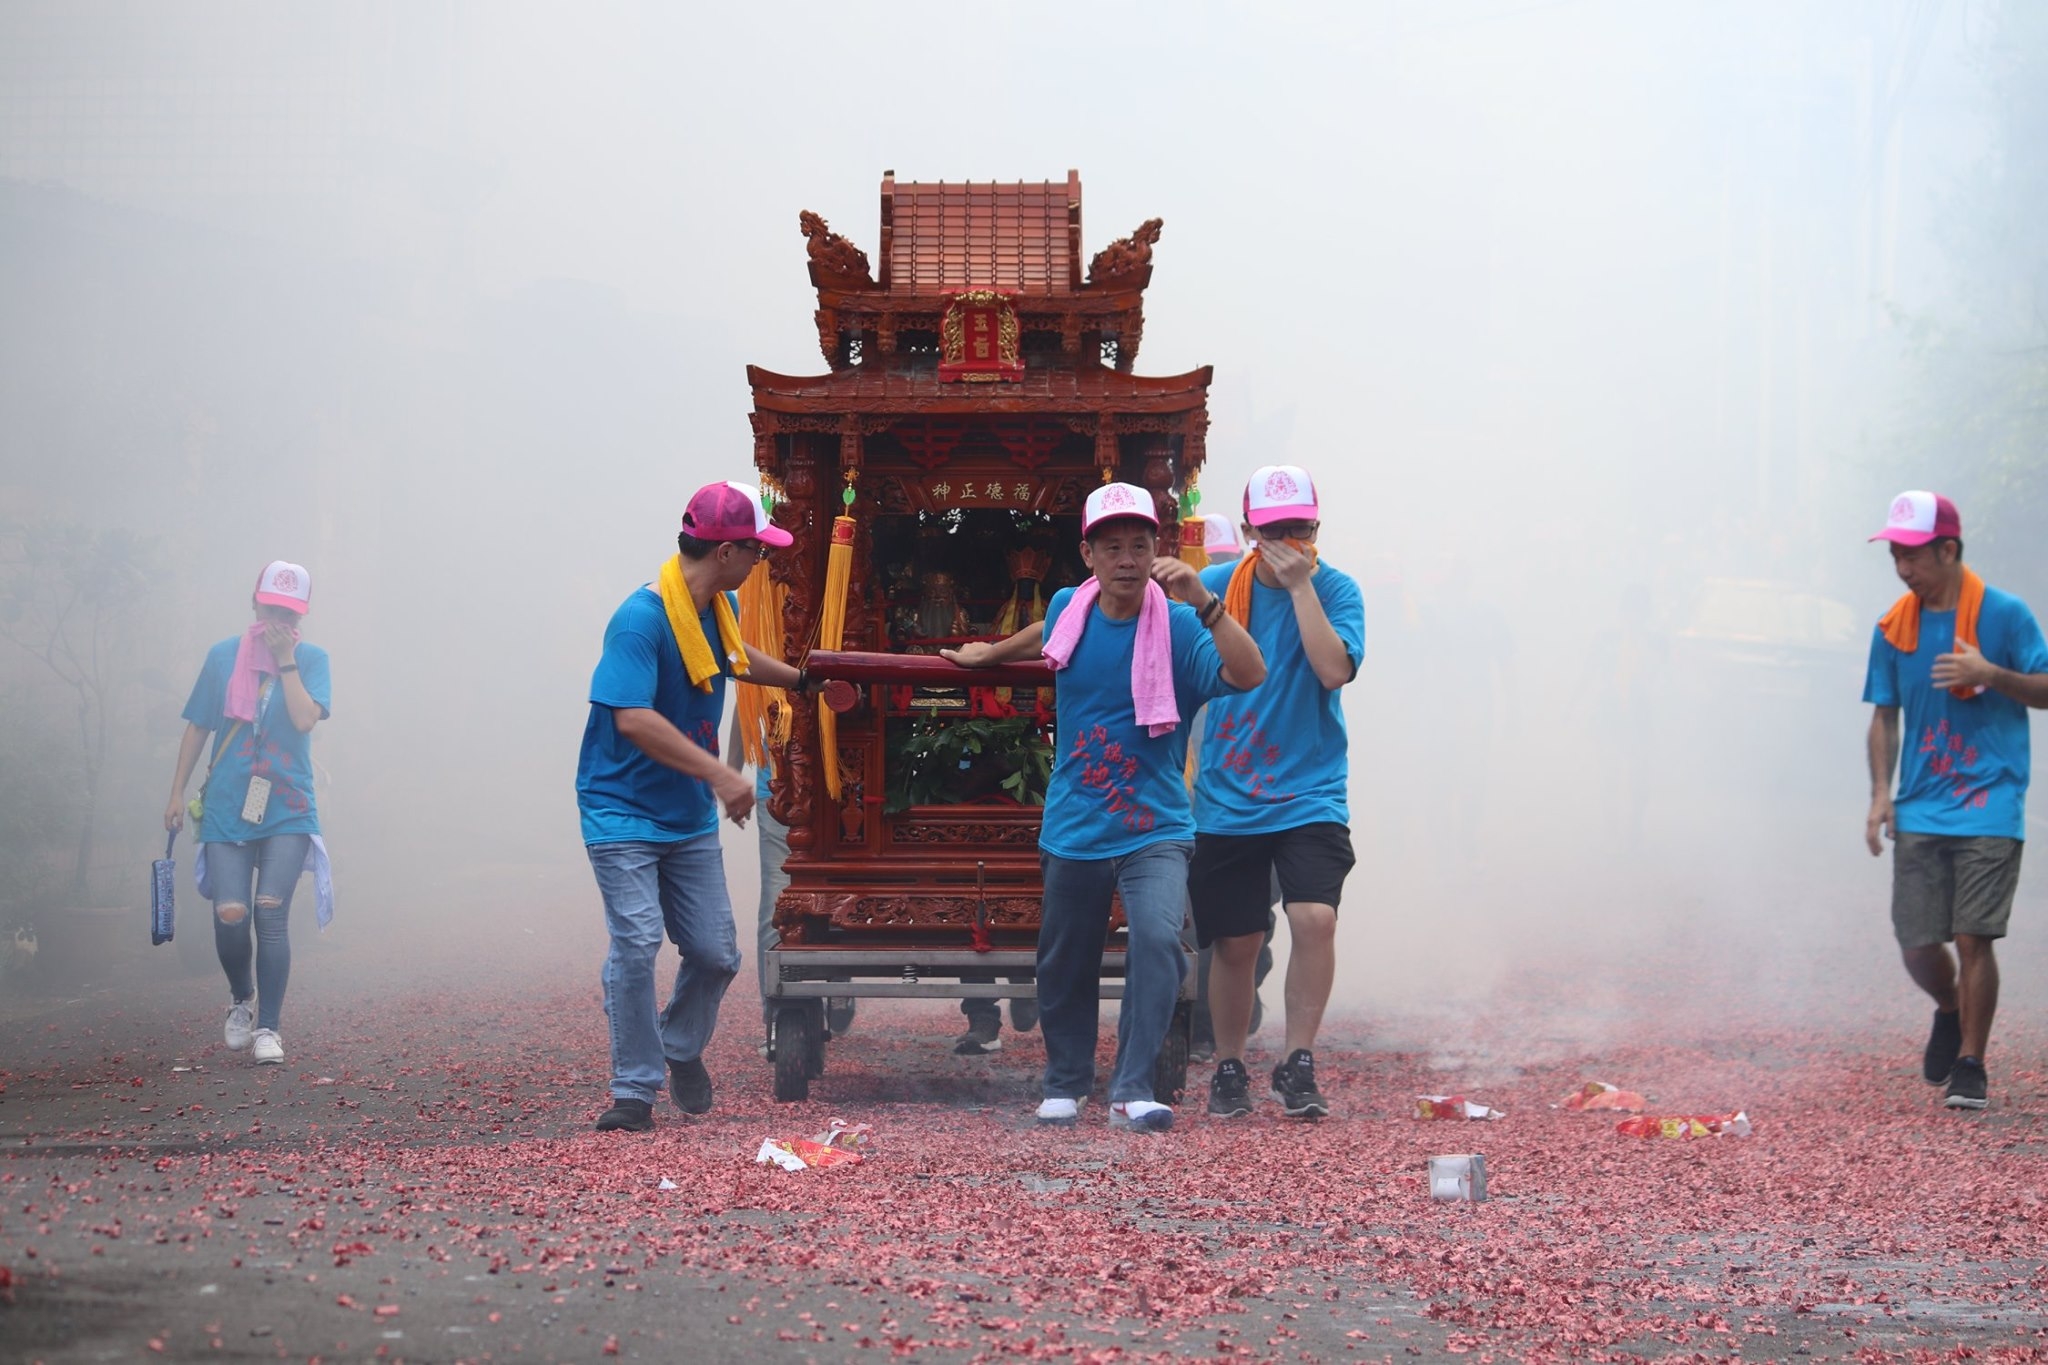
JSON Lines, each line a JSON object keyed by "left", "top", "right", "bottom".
{"left": 1, "top": 914, "right": 2045, "bottom": 1363}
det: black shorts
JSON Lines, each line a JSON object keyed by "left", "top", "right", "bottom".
{"left": 1189, "top": 822, "right": 1355, "bottom": 948}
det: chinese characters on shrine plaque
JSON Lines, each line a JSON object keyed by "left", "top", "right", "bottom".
{"left": 922, "top": 477, "right": 1041, "bottom": 508}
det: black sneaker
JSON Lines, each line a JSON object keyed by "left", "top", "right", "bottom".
{"left": 1271, "top": 1048, "right": 1330, "bottom": 1119}
{"left": 1008, "top": 996, "right": 1039, "bottom": 1034}
{"left": 1207, "top": 1059, "right": 1253, "bottom": 1118}
{"left": 595, "top": 1098, "right": 654, "bottom": 1132}
{"left": 1923, "top": 1009, "right": 1962, "bottom": 1085}
{"left": 953, "top": 1015, "right": 1002, "bottom": 1055}
{"left": 826, "top": 997, "right": 858, "bottom": 1037}
{"left": 1943, "top": 1055, "right": 1988, "bottom": 1111}
{"left": 667, "top": 1057, "right": 714, "bottom": 1115}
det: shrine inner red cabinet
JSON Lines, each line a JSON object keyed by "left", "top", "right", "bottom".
{"left": 751, "top": 171, "right": 1211, "bottom": 1101}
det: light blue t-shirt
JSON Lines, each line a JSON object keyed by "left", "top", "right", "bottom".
{"left": 181, "top": 637, "right": 332, "bottom": 844}
{"left": 1862, "top": 585, "right": 2048, "bottom": 840}
{"left": 577, "top": 586, "right": 737, "bottom": 846}
{"left": 1038, "top": 586, "right": 1239, "bottom": 860}
{"left": 1193, "top": 560, "right": 1365, "bottom": 834}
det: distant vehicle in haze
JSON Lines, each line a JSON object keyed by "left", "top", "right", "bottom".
{"left": 1671, "top": 577, "right": 1866, "bottom": 805}
{"left": 1674, "top": 577, "right": 1861, "bottom": 701}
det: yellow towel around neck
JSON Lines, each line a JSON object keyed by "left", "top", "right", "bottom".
{"left": 1222, "top": 541, "right": 1320, "bottom": 628}
{"left": 658, "top": 554, "right": 749, "bottom": 693}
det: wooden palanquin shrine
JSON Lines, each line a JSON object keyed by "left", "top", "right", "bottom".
{"left": 748, "top": 172, "right": 1210, "bottom": 1070}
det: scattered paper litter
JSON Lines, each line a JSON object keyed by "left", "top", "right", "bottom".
{"left": 1559, "top": 1080, "right": 1646, "bottom": 1112}
{"left": 753, "top": 1119, "right": 874, "bottom": 1171}
{"left": 1615, "top": 1111, "right": 1752, "bottom": 1139}
{"left": 1415, "top": 1095, "right": 1506, "bottom": 1121}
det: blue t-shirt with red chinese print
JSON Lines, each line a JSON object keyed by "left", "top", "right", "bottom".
{"left": 1862, "top": 584, "right": 2048, "bottom": 841}
{"left": 182, "top": 637, "right": 333, "bottom": 845}
{"left": 1037, "top": 586, "right": 1239, "bottom": 861}
{"left": 1192, "top": 559, "right": 1365, "bottom": 835}
{"left": 578, "top": 586, "right": 738, "bottom": 846}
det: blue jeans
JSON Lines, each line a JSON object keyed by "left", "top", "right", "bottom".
{"left": 209, "top": 833, "right": 310, "bottom": 1032}
{"left": 1037, "top": 841, "right": 1192, "bottom": 1104}
{"left": 587, "top": 835, "right": 741, "bottom": 1104}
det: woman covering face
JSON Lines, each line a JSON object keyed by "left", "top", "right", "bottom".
{"left": 163, "top": 560, "right": 332, "bottom": 1067}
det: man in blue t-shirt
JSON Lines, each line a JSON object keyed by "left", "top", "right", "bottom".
{"left": 1190, "top": 465, "right": 1366, "bottom": 1120}
{"left": 579, "top": 480, "right": 816, "bottom": 1133}
{"left": 945, "top": 482, "right": 1264, "bottom": 1131}
{"left": 1863, "top": 490, "right": 2048, "bottom": 1112}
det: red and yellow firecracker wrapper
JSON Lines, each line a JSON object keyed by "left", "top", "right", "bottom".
{"left": 785, "top": 1137, "right": 864, "bottom": 1168}
{"left": 813, "top": 1119, "right": 875, "bottom": 1152}
{"left": 1415, "top": 1095, "right": 1506, "bottom": 1121}
{"left": 1614, "top": 1111, "right": 1751, "bottom": 1139}
{"left": 1561, "top": 1081, "right": 1647, "bottom": 1113}
{"left": 755, "top": 1136, "right": 867, "bottom": 1170}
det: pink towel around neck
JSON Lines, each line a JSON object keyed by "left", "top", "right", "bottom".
{"left": 1042, "top": 578, "right": 1180, "bottom": 737}
{"left": 226, "top": 621, "right": 294, "bottom": 722}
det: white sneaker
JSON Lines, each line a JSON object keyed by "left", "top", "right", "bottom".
{"left": 250, "top": 1029, "right": 284, "bottom": 1065}
{"left": 1035, "top": 1097, "right": 1083, "bottom": 1126}
{"left": 224, "top": 1000, "right": 255, "bottom": 1051}
{"left": 1109, "top": 1100, "right": 1174, "bottom": 1132}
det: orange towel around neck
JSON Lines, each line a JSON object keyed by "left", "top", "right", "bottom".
{"left": 1221, "top": 542, "right": 1319, "bottom": 628}
{"left": 1878, "top": 566, "right": 1985, "bottom": 699}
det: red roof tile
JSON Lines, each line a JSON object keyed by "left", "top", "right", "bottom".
{"left": 881, "top": 170, "right": 1082, "bottom": 296}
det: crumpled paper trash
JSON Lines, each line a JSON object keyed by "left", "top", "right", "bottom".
{"left": 1559, "top": 1080, "right": 1646, "bottom": 1113}
{"left": 1615, "top": 1111, "right": 1751, "bottom": 1139}
{"left": 1415, "top": 1094, "right": 1506, "bottom": 1121}
{"left": 754, "top": 1119, "right": 875, "bottom": 1171}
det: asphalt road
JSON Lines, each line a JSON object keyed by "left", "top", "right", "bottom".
{"left": 3, "top": 889, "right": 2046, "bottom": 1365}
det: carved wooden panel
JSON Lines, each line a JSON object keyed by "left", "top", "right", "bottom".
{"left": 890, "top": 821, "right": 1037, "bottom": 845}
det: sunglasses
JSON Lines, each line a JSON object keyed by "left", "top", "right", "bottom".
{"left": 1259, "top": 521, "right": 1319, "bottom": 541}
{"left": 724, "top": 540, "right": 773, "bottom": 562}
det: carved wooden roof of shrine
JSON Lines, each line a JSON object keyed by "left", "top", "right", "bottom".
{"left": 800, "top": 170, "right": 1163, "bottom": 303}
{"left": 885, "top": 174, "right": 1077, "bottom": 294}
{"left": 746, "top": 362, "right": 1213, "bottom": 417}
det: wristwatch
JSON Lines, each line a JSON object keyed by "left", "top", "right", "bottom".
{"left": 278, "top": 664, "right": 299, "bottom": 674}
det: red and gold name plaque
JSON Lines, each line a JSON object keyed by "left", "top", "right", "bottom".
{"left": 938, "top": 289, "right": 1024, "bottom": 382}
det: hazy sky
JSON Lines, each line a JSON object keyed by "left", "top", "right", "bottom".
{"left": 0, "top": 1, "right": 2018, "bottom": 1007}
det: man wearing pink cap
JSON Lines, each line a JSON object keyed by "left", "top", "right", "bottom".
{"left": 945, "top": 482, "right": 1264, "bottom": 1131}
{"left": 163, "top": 561, "right": 331, "bottom": 1067}
{"left": 1864, "top": 490, "right": 2048, "bottom": 1111}
{"left": 1190, "top": 465, "right": 1365, "bottom": 1120}
{"left": 578, "top": 481, "right": 816, "bottom": 1132}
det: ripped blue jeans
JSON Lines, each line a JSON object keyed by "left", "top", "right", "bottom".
{"left": 208, "top": 833, "right": 310, "bottom": 1031}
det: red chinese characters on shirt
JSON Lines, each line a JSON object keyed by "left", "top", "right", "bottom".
{"left": 1073, "top": 725, "right": 1154, "bottom": 833}
{"left": 1210, "top": 709, "right": 1295, "bottom": 804}
{"left": 1921, "top": 718, "right": 1989, "bottom": 810}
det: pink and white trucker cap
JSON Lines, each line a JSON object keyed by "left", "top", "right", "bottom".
{"left": 253, "top": 560, "right": 311, "bottom": 614}
{"left": 1081, "top": 481, "right": 1159, "bottom": 536}
{"left": 1243, "top": 464, "right": 1320, "bottom": 527}
{"left": 682, "top": 480, "right": 793, "bottom": 548}
{"left": 1196, "top": 513, "right": 1244, "bottom": 561}
{"left": 1869, "top": 490, "right": 1961, "bottom": 547}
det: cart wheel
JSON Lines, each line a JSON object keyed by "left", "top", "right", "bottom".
{"left": 1153, "top": 1000, "right": 1192, "bottom": 1105}
{"left": 804, "top": 1000, "right": 827, "bottom": 1079}
{"left": 773, "top": 1005, "right": 814, "bottom": 1102}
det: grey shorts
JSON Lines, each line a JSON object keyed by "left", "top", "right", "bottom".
{"left": 1891, "top": 832, "right": 2024, "bottom": 948}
